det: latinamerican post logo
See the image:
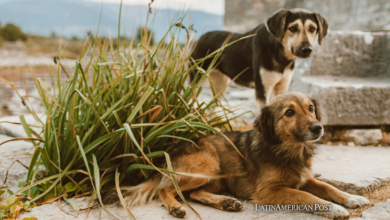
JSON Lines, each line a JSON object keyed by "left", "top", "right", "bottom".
{"left": 255, "top": 204, "right": 333, "bottom": 213}
{"left": 313, "top": 204, "right": 333, "bottom": 213}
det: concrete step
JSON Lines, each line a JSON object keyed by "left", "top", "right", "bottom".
{"left": 291, "top": 31, "right": 390, "bottom": 126}
{"left": 291, "top": 75, "right": 390, "bottom": 126}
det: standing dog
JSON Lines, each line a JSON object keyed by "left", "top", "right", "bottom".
{"left": 119, "top": 92, "right": 370, "bottom": 219}
{"left": 190, "top": 9, "right": 328, "bottom": 108}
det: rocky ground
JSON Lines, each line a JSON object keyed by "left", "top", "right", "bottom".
{"left": 0, "top": 116, "right": 390, "bottom": 220}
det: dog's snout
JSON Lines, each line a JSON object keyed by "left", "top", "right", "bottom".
{"left": 301, "top": 46, "right": 312, "bottom": 55}
{"left": 309, "top": 124, "right": 322, "bottom": 135}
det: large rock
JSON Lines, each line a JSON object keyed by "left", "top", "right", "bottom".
{"left": 351, "top": 199, "right": 390, "bottom": 220}
{"left": 290, "top": 32, "right": 390, "bottom": 126}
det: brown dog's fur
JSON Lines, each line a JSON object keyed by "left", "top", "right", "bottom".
{"left": 115, "top": 92, "right": 369, "bottom": 219}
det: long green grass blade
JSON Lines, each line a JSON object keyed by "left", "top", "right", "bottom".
{"left": 115, "top": 169, "right": 136, "bottom": 220}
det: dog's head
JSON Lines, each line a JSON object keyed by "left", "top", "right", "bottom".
{"left": 254, "top": 92, "right": 323, "bottom": 144}
{"left": 266, "top": 8, "right": 328, "bottom": 58}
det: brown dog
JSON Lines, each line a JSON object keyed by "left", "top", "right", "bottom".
{"left": 120, "top": 92, "right": 370, "bottom": 219}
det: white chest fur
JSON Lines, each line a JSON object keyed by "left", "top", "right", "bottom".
{"left": 258, "top": 63, "right": 295, "bottom": 107}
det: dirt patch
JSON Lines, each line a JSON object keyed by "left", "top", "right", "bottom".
{"left": 0, "top": 65, "right": 57, "bottom": 82}
{"left": 348, "top": 183, "right": 390, "bottom": 218}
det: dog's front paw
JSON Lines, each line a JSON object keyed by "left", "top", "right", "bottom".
{"left": 222, "top": 198, "right": 243, "bottom": 212}
{"left": 318, "top": 204, "right": 349, "bottom": 219}
{"left": 346, "top": 195, "right": 370, "bottom": 208}
{"left": 170, "top": 205, "right": 187, "bottom": 218}
{"left": 332, "top": 204, "right": 350, "bottom": 219}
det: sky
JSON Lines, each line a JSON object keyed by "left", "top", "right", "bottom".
{"left": 85, "top": 0, "right": 225, "bottom": 15}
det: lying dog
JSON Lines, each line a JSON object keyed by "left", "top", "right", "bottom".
{"left": 190, "top": 9, "right": 328, "bottom": 108}
{"left": 120, "top": 92, "right": 370, "bottom": 219}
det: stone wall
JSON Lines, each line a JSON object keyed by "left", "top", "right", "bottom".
{"left": 306, "top": 32, "right": 390, "bottom": 78}
{"left": 225, "top": 0, "right": 390, "bottom": 32}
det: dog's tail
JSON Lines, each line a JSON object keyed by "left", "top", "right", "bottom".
{"left": 123, "top": 177, "right": 162, "bottom": 207}
{"left": 104, "top": 176, "right": 165, "bottom": 207}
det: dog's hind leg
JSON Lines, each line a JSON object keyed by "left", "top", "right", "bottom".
{"left": 189, "top": 181, "right": 243, "bottom": 212}
{"left": 158, "top": 188, "right": 187, "bottom": 218}
{"left": 158, "top": 150, "right": 221, "bottom": 218}
{"left": 208, "top": 69, "right": 231, "bottom": 100}
{"left": 158, "top": 176, "right": 215, "bottom": 218}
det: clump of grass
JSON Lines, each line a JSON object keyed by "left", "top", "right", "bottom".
{"left": 0, "top": 4, "right": 251, "bottom": 219}
{"left": 0, "top": 23, "right": 27, "bottom": 42}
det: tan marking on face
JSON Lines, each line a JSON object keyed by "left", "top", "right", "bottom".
{"left": 282, "top": 19, "right": 318, "bottom": 58}
{"left": 282, "top": 20, "right": 301, "bottom": 59}
{"left": 304, "top": 20, "right": 317, "bottom": 45}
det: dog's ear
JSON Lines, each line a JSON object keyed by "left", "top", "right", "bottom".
{"left": 266, "top": 9, "right": 290, "bottom": 43}
{"left": 311, "top": 98, "right": 322, "bottom": 121}
{"left": 254, "top": 106, "right": 276, "bottom": 143}
{"left": 315, "top": 13, "right": 328, "bottom": 45}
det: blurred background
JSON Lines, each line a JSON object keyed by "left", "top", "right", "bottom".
{"left": 0, "top": 0, "right": 389, "bottom": 146}
{"left": 0, "top": 0, "right": 224, "bottom": 41}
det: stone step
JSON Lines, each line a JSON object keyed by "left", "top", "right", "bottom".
{"left": 351, "top": 199, "right": 390, "bottom": 220}
{"left": 312, "top": 145, "right": 390, "bottom": 195}
{"left": 292, "top": 75, "right": 390, "bottom": 126}
{"left": 308, "top": 31, "right": 390, "bottom": 78}
{"left": 291, "top": 31, "right": 390, "bottom": 126}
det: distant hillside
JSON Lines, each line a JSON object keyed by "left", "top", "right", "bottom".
{"left": 0, "top": 0, "right": 223, "bottom": 41}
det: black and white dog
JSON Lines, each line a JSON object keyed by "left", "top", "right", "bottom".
{"left": 190, "top": 9, "right": 328, "bottom": 108}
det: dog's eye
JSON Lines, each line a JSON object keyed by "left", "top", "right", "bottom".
{"left": 309, "top": 105, "right": 314, "bottom": 112}
{"left": 309, "top": 27, "right": 316, "bottom": 33}
{"left": 288, "top": 26, "right": 298, "bottom": 32}
{"left": 285, "top": 109, "right": 295, "bottom": 117}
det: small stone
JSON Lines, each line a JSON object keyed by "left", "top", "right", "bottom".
{"left": 347, "top": 141, "right": 355, "bottom": 147}
{"left": 344, "top": 129, "right": 382, "bottom": 146}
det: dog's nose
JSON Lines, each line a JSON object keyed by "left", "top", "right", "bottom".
{"left": 309, "top": 124, "right": 322, "bottom": 134}
{"left": 301, "top": 46, "right": 312, "bottom": 55}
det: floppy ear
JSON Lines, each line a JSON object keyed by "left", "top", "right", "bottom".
{"left": 312, "top": 98, "right": 322, "bottom": 121}
{"left": 254, "top": 106, "right": 276, "bottom": 143}
{"left": 266, "top": 9, "right": 290, "bottom": 43}
{"left": 315, "top": 12, "right": 328, "bottom": 45}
